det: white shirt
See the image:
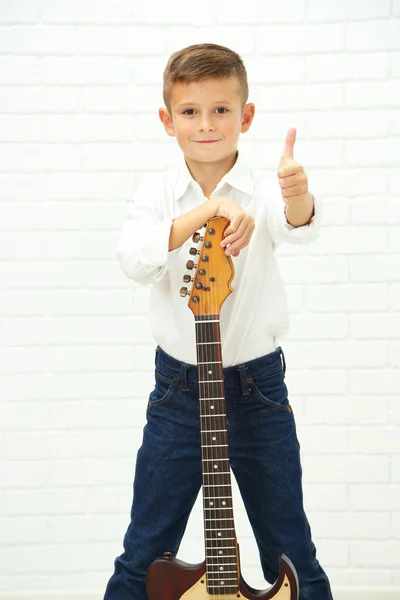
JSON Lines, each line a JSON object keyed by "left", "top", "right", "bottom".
{"left": 116, "top": 149, "right": 322, "bottom": 367}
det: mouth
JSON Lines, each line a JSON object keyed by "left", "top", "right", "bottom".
{"left": 195, "top": 140, "right": 220, "bottom": 144}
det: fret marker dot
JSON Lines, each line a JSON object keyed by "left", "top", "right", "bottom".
{"left": 208, "top": 370, "right": 212, "bottom": 374}
{"left": 220, "top": 581, "right": 225, "bottom": 585}
{"left": 212, "top": 436, "right": 216, "bottom": 440}
{"left": 214, "top": 464, "right": 218, "bottom": 469}
{"left": 218, "top": 532, "right": 222, "bottom": 537}
{"left": 211, "top": 405, "right": 214, "bottom": 410}
{"left": 209, "top": 501, "right": 213, "bottom": 506}
{"left": 220, "top": 567, "right": 224, "bottom": 571}
{"left": 219, "top": 550, "right": 223, "bottom": 555}
{"left": 222, "top": 501, "right": 226, "bottom": 505}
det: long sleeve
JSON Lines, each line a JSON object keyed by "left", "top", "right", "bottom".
{"left": 116, "top": 178, "right": 173, "bottom": 286}
{"left": 258, "top": 176, "right": 322, "bottom": 248}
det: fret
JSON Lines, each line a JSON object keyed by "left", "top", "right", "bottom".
{"left": 206, "top": 556, "right": 236, "bottom": 561}
{"left": 204, "top": 527, "right": 235, "bottom": 531}
{"left": 202, "top": 445, "right": 228, "bottom": 449}
{"left": 203, "top": 472, "right": 230, "bottom": 476}
{"left": 203, "top": 483, "right": 231, "bottom": 487}
{"left": 207, "top": 570, "right": 237, "bottom": 574}
{"left": 207, "top": 576, "right": 237, "bottom": 580}
{"left": 204, "top": 518, "right": 234, "bottom": 522}
{"left": 206, "top": 552, "right": 236, "bottom": 556}
{"left": 199, "top": 397, "right": 225, "bottom": 400}
{"left": 203, "top": 501, "right": 233, "bottom": 508}
{"left": 203, "top": 429, "right": 226, "bottom": 432}
{"left": 199, "top": 379, "right": 224, "bottom": 383}
{"left": 203, "top": 496, "right": 232, "bottom": 500}
{"left": 200, "top": 414, "right": 226, "bottom": 418}
{"left": 198, "top": 361, "right": 222, "bottom": 364}
{"left": 208, "top": 587, "right": 238, "bottom": 592}
{"left": 208, "top": 588, "right": 238, "bottom": 594}
{"left": 197, "top": 341, "right": 221, "bottom": 345}
{"left": 195, "top": 319, "right": 220, "bottom": 324}
{"left": 206, "top": 546, "right": 236, "bottom": 550}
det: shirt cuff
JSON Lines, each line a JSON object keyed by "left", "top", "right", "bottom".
{"left": 266, "top": 179, "right": 322, "bottom": 246}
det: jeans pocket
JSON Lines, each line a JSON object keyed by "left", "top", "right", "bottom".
{"left": 249, "top": 370, "right": 291, "bottom": 412}
{"left": 147, "top": 370, "right": 180, "bottom": 410}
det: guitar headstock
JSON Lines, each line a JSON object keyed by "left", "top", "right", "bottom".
{"left": 180, "top": 216, "right": 235, "bottom": 317}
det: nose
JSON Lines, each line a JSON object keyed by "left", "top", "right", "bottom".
{"left": 198, "top": 115, "right": 216, "bottom": 132}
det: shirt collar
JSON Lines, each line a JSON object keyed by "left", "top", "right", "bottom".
{"left": 174, "top": 149, "right": 254, "bottom": 201}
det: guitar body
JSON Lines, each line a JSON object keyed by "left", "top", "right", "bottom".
{"left": 146, "top": 550, "right": 298, "bottom": 599}
{"left": 146, "top": 217, "right": 299, "bottom": 600}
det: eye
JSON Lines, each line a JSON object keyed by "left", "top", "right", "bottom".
{"left": 182, "top": 107, "right": 229, "bottom": 115}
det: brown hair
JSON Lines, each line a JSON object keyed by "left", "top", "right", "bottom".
{"left": 162, "top": 43, "right": 249, "bottom": 114}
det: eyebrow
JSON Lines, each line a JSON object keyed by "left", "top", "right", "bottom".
{"left": 176, "top": 100, "right": 233, "bottom": 108}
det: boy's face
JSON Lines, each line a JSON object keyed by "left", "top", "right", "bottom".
{"left": 159, "top": 76, "right": 255, "bottom": 163}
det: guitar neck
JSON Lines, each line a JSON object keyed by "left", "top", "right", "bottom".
{"left": 195, "top": 314, "right": 239, "bottom": 595}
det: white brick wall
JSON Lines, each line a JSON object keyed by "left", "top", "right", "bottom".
{"left": 0, "top": 0, "right": 399, "bottom": 597}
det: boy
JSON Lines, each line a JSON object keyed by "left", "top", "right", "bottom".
{"left": 104, "top": 43, "right": 334, "bottom": 600}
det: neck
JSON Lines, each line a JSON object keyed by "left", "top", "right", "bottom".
{"left": 185, "top": 149, "right": 238, "bottom": 197}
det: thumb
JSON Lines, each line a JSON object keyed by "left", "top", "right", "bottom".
{"left": 280, "top": 127, "right": 297, "bottom": 163}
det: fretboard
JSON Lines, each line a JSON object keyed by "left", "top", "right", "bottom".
{"left": 195, "top": 315, "right": 239, "bottom": 595}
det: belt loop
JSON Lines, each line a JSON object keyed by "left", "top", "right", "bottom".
{"left": 155, "top": 345, "right": 160, "bottom": 366}
{"left": 237, "top": 365, "right": 250, "bottom": 396}
{"left": 180, "top": 362, "right": 189, "bottom": 392}
{"left": 279, "top": 346, "right": 286, "bottom": 375}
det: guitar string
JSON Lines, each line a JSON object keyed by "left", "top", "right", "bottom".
{"left": 217, "top": 220, "right": 232, "bottom": 594}
{"left": 213, "top": 220, "right": 227, "bottom": 594}
{"left": 221, "top": 223, "right": 235, "bottom": 593}
{"left": 206, "top": 222, "right": 216, "bottom": 591}
{"left": 204, "top": 221, "right": 216, "bottom": 592}
{"left": 209, "top": 221, "right": 220, "bottom": 594}
{"left": 200, "top": 220, "right": 235, "bottom": 594}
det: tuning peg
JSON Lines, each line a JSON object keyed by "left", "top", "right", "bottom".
{"left": 183, "top": 274, "right": 192, "bottom": 283}
{"left": 189, "top": 247, "right": 198, "bottom": 256}
{"left": 192, "top": 232, "right": 203, "bottom": 243}
{"left": 186, "top": 260, "right": 196, "bottom": 270}
{"left": 180, "top": 287, "right": 190, "bottom": 297}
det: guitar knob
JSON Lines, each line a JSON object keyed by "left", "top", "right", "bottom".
{"left": 189, "top": 247, "right": 198, "bottom": 256}
{"left": 183, "top": 274, "right": 191, "bottom": 283}
{"left": 186, "top": 260, "right": 196, "bottom": 270}
{"left": 192, "top": 232, "right": 202, "bottom": 243}
{"left": 180, "top": 287, "right": 190, "bottom": 297}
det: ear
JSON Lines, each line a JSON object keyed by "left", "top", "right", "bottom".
{"left": 158, "top": 107, "right": 176, "bottom": 137}
{"left": 241, "top": 103, "right": 255, "bottom": 134}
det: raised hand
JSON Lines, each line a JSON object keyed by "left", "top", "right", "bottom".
{"left": 277, "top": 128, "right": 310, "bottom": 207}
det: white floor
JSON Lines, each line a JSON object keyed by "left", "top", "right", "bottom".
{"left": 1, "top": 589, "right": 400, "bottom": 599}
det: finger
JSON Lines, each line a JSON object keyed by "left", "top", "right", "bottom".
{"left": 281, "top": 185, "right": 308, "bottom": 199}
{"left": 224, "top": 222, "right": 254, "bottom": 255}
{"left": 221, "top": 218, "right": 248, "bottom": 246}
{"left": 280, "top": 127, "right": 296, "bottom": 163}
{"left": 278, "top": 162, "right": 303, "bottom": 179}
{"left": 279, "top": 170, "right": 306, "bottom": 188}
{"left": 222, "top": 214, "right": 246, "bottom": 243}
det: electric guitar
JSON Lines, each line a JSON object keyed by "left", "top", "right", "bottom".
{"left": 146, "top": 216, "right": 299, "bottom": 599}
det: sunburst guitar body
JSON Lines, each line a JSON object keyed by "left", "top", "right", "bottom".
{"left": 146, "top": 217, "right": 299, "bottom": 600}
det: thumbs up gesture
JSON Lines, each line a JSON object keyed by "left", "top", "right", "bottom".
{"left": 277, "top": 128, "right": 314, "bottom": 225}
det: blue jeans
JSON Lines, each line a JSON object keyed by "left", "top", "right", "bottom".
{"left": 104, "top": 345, "right": 333, "bottom": 600}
